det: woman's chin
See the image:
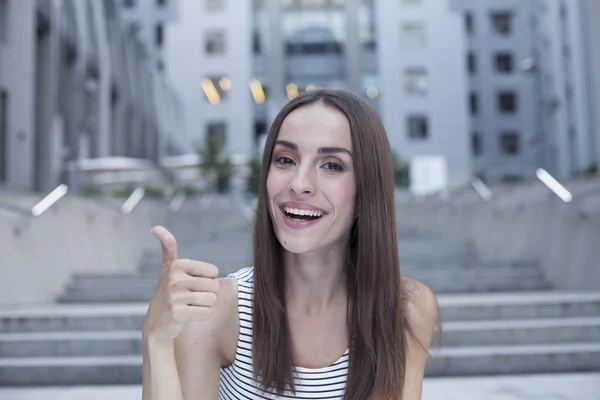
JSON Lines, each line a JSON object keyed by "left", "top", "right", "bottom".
{"left": 278, "top": 237, "right": 316, "bottom": 255}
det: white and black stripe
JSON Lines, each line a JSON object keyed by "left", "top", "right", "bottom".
{"left": 218, "top": 266, "right": 349, "bottom": 399}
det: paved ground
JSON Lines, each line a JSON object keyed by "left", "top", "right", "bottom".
{"left": 0, "top": 373, "right": 598, "bottom": 399}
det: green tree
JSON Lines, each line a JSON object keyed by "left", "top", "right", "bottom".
{"left": 391, "top": 151, "right": 410, "bottom": 187}
{"left": 197, "top": 135, "right": 234, "bottom": 194}
{"left": 247, "top": 154, "right": 261, "bottom": 195}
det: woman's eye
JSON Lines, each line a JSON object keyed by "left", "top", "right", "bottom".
{"left": 275, "top": 156, "right": 295, "bottom": 165}
{"left": 323, "top": 162, "right": 344, "bottom": 172}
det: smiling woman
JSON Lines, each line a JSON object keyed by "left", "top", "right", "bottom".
{"left": 142, "top": 89, "right": 440, "bottom": 400}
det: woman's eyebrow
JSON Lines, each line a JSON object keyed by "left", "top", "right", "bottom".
{"left": 275, "top": 140, "right": 352, "bottom": 157}
{"left": 318, "top": 147, "right": 353, "bottom": 157}
{"left": 275, "top": 140, "right": 297, "bottom": 150}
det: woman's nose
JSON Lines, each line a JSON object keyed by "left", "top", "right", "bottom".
{"left": 289, "top": 166, "right": 316, "bottom": 196}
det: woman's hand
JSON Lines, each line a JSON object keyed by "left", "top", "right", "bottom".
{"left": 142, "top": 226, "right": 220, "bottom": 343}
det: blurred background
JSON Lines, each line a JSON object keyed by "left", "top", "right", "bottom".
{"left": 0, "top": 0, "right": 599, "bottom": 399}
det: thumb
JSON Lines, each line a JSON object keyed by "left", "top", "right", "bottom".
{"left": 151, "top": 225, "right": 178, "bottom": 267}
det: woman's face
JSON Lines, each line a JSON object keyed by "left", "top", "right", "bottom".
{"left": 267, "top": 103, "right": 357, "bottom": 255}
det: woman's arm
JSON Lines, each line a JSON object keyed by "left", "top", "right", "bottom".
{"left": 142, "top": 334, "right": 183, "bottom": 400}
{"left": 402, "top": 278, "right": 440, "bottom": 400}
{"left": 142, "top": 227, "right": 236, "bottom": 400}
{"left": 174, "top": 277, "right": 239, "bottom": 400}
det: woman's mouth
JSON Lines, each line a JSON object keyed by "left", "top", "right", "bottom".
{"left": 280, "top": 206, "right": 328, "bottom": 227}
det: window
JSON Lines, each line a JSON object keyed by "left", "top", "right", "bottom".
{"left": 498, "top": 91, "right": 517, "bottom": 113}
{"left": 286, "top": 42, "right": 342, "bottom": 55}
{"left": 206, "top": 122, "right": 227, "bottom": 145}
{"left": 501, "top": 174, "right": 522, "bottom": 183}
{"left": 0, "top": 90, "right": 7, "bottom": 183}
{"left": 255, "top": 121, "right": 267, "bottom": 143}
{"left": 253, "top": 31, "right": 261, "bottom": 54}
{"left": 156, "top": 0, "right": 167, "bottom": 6}
{"left": 472, "top": 132, "right": 482, "bottom": 156}
{"left": 500, "top": 132, "right": 520, "bottom": 155}
{"left": 401, "top": 23, "right": 426, "bottom": 50}
{"left": 0, "top": 0, "right": 8, "bottom": 44}
{"left": 155, "top": 24, "right": 163, "bottom": 47}
{"left": 470, "top": 92, "right": 479, "bottom": 115}
{"left": 468, "top": 52, "right": 476, "bottom": 75}
{"left": 465, "top": 12, "right": 474, "bottom": 36}
{"left": 402, "top": 0, "right": 421, "bottom": 4}
{"left": 491, "top": 12, "right": 512, "bottom": 35}
{"left": 123, "top": 0, "right": 136, "bottom": 8}
{"left": 404, "top": 68, "right": 428, "bottom": 95}
{"left": 495, "top": 53, "right": 513, "bottom": 73}
{"left": 205, "top": 31, "right": 225, "bottom": 54}
{"left": 206, "top": 0, "right": 225, "bottom": 10}
{"left": 407, "top": 115, "right": 428, "bottom": 140}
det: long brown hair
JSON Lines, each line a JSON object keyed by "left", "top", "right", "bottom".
{"left": 253, "top": 89, "right": 410, "bottom": 399}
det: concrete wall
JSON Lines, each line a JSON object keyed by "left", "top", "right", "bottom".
{"left": 0, "top": 196, "right": 165, "bottom": 308}
{"left": 395, "top": 195, "right": 600, "bottom": 290}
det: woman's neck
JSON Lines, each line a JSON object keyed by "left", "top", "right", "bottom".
{"left": 283, "top": 248, "right": 348, "bottom": 316}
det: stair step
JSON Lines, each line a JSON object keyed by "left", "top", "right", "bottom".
{"left": 0, "top": 331, "right": 142, "bottom": 358}
{"left": 69, "top": 265, "right": 545, "bottom": 291}
{"left": 0, "top": 304, "right": 147, "bottom": 333}
{"left": 59, "top": 276, "right": 551, "bottom": 304}
{"left": 441, "top": 317, "right": 600, "bottom": 346}
{"left": 425, "top": 342, "right": 600, "bottom": 376}
{"left": 0, "top": 356, "right": 142, "bottom": 386}
{"left": 437, "top": 291, "right": 600, "bottom": 320}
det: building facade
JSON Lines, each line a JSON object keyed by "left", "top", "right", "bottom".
{"left": 378, "top": 0, "right": 472, "bottom": 189}
{"left": 166, "top": 0, "right": 472, "bottom": 189}
{"left": 451, "top": 0, "right": 539, "bottom": 183}
{"left": 533, "top": 0, "right": 600, "bottom": 179}
{"left": 0, "top": 0, "right": 184, "bottom": 192}
{"left": 451, "top": 0, "right": 600, "bottom": 182}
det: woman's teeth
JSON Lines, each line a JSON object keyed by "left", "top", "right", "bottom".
{"left": 283, "top": 207, "right": 325, "bottom": 218}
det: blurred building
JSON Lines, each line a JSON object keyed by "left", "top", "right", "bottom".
{"left": 0, "top": 0, "right": 185, "bottom": 192}
{"left": 452, "top": 0, "right": 600, "bottom": 182}
{"left": 533, "top": 0, "right": 600, "bottom": 179}
{"left": 451, "top": 0, "right": 539, "bottom": 183}
{"left": 166, "top": 0, "right": 472, "bottom": 189}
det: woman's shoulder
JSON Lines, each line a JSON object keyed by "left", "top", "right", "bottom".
{"left": 400, "top": 276, "right": 439, "bottom": 344}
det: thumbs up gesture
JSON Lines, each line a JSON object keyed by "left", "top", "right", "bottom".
{"left": 142, "top": 226, "right": 220, "bottom": 343}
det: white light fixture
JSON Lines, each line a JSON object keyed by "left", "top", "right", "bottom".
{"left": 366, "top": 87, "right": 379, "bottom": 99}
{"left": 536, "top": 168, "right": 573, "bottom": 203}
{"left": 471, "top": 178, "right": 492, "bottom": 201}
{"left": 31, "top": 184, "right": 69, "bottom": 216}
{"left": 168, "top": 192, "right": 186, "bottom": 212}
{"left": 121, "top": 187, "right": 146, "bottom": 214}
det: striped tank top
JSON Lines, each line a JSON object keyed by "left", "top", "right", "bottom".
{"left": 218, "top": 266, "right": 350, "bottom": 399}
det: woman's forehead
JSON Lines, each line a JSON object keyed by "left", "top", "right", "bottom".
{"left": 277, "top": 104, "right": 352, "bottom": 149}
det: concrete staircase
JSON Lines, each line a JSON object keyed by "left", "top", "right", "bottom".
{"left": 0, "top": 196, "right": 599, "bottom": 385}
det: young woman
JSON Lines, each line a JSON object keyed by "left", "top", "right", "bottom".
{"left": 142, "top": 89, "right": 440, "bottom": 400}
